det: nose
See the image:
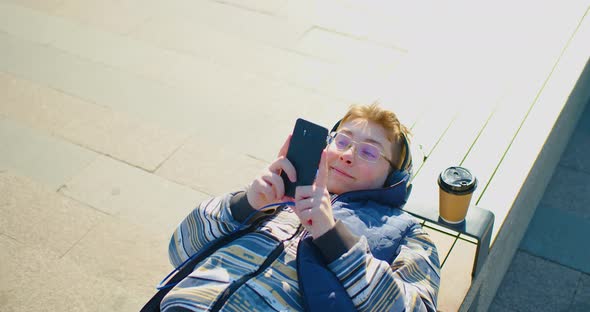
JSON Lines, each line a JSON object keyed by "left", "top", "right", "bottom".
{"left": 339, "top": 144, "right": 355, "bottom": 164}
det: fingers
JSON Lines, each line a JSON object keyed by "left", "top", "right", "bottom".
{"left": 251, "top": 177, "right": 274, "bottom": 202}
{"left": 263, "top": 172, "right": 286, "bottom": 200}
{"left": 294, "top": 195, "right": 314, "bottom": 226}
{"left": 294, "top": 186, "right": 322, "bottom": 212}
{"left": 268, "top": 157, "right": 296, "bottom": 183}
{"left": 314, "top": 149, "right": 329, "bottom": 189}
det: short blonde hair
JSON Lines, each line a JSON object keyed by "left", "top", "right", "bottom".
{"left": 337, "top": 102, "right": 411, "bottom": 169}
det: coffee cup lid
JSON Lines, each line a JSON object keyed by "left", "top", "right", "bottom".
{"left": 438, "top": 166, "right": 477, "bottom": 194}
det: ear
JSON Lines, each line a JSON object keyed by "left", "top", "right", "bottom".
{"left": 384, "top": 133, "right": 413, "bottom": 187}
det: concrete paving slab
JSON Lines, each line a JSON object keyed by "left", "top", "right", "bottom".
{"left": 487, "top": 299, "right": 518, "bottom": 312}
{"left": 214, "top": 0, "right": 287, "bottom": 15}
{"left": 58, "top": 107, "right": 189, "bottom": 172}
{"left": 62, "top": 216, "right": 171, "bottom": 296}
{"left": 128, "top": 14, "right": 394, "bottom": 102}
{"left": 570, "top": 273, "right": 590, "bottom": 312}
{"left": 308, "top": 0, "right": 414, "bottom": 49}
{"left": 0, "top": 1, "right": 331, "bottom": 106}
{"left": 561, "top": 102, "right": 590, "bottom": 174}
{"left": 60, "top": 155, "right": 210, "bottom": 235}
{"left": 494, "top": 251, "right": 581, "bottom": 312}
{"left": 160, "top": 0, "right": 305, "bottom": 49}
{"left": 129, "top": 14, "right": 320, "bottom": 87}
{"left": 53, "top": 0, "right": 159, "bottom": 35}
{"left": 538, "top": 166, "right": 590, "bottom": 221}
{"left": 0, "top": 72, "right": 189, "bottom": 171}
{"left": 0, "top": 171, "right": 104, "bottom": 257}
{"left": 0, "top": 2, "right": 262, "bottom": 101}
{"left": 437, "top": 239, "right": 476, "bottom": 312}
{"left": 296, "top": 26, "right": 403, "bottom": 70}
{"left": 0, "top": 0, "right": 64, "bottom": 13}
{"left": 0, "top": 233, "right": 150, "bottom": 312}
{"left": 0, "top": 118, "right": 97, "bottom": 190}
{"left": 0, "top": 32, "right": 214, "bottom": 134}
{"left": 0, "top": 72, "right": 100, "bottom": 134}
{"left": 4, "top": 6, "right": 348, "bottom": 146}
{"left": 155, "top": 135, "right": 270, "bottom": 196}
{"left": 520, "top": 203, "right": 590, "bottom": 274}
{"left": 0, "top": 1, "right": 67, "bottom": 45}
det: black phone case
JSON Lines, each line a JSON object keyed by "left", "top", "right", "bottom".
{"left": 281, "top": 118, "right": 329, "bottom": 197}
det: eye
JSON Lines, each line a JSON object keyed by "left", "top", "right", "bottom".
{"left": 335, "top": 134, "right": 351, "bottom": 149}
{"left": 360, "top": 146, "right": 379, "bottom": 160}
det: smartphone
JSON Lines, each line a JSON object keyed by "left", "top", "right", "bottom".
{"left": 281, "top": 118, "right": 329, "bottom": 198}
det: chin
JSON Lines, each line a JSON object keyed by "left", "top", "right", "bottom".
{"left": 327, "top": 182, "right": 358, "bottom": 195}
{"left": 327, "top": 183, "right": 346, "bottom": 195}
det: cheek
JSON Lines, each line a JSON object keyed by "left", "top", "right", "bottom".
{"left": 357, "top": 164, "right": 389, "bottom": 188}
{"left": 326, "top": 148, "right": 340, "bottom": 164}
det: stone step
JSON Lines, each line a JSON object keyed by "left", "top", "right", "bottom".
{"left": 0, "top": 117, "right": 97, "bottom": 190}
{"left": 0, "top": 72, "right": 189, "bottom": 172}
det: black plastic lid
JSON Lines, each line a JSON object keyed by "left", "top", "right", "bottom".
{"left": 438, "top": 166, "right": 477, "bottom": 195}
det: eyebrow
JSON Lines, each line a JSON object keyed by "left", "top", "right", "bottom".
{"left": 340, "top": 129, "right": 386, "bottom": 149}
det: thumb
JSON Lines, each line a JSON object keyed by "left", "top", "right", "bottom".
{"left": 315, "top": 149, "right": 329, "bottom": 189}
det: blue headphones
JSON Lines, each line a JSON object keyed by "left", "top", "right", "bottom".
{"left": 330, "top": 120, "right": 413, "bottom": 191}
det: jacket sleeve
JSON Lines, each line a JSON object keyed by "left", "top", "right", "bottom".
{"left": 325, "top": 223, "right": 440, "bottom": 311}
{"left": 167, "top": 192, "right": 245, "bottom": 267}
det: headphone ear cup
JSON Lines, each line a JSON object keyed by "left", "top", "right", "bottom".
{"left": 384, "top": 169, "right": 409, "bottom": 187}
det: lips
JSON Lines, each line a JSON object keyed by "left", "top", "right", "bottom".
{"left": 330, "top": 166, "right": 354, "bottom": 179}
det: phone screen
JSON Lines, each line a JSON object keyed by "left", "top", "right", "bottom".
{"left": 281, "top": 118, "right": 329, "bottom": 197}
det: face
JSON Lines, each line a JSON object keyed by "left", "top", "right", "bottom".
{"left": 326, "top": 118, "right": 396, "bottom": 194}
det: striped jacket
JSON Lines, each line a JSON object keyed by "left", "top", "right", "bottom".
{"left": 162, "top": 191, "right": 440, "bottom": 311}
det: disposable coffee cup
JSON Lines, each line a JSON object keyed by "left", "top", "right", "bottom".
{"left": 438, "top": 166, "right": 477, "bottom": 224}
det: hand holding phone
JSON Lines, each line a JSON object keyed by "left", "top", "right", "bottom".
{"left": 281, "top": 118, "right": 329, "bottom": 198}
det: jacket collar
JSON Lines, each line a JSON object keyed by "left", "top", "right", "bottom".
{"left": 331, "top": 174, "right": 410, "bottom": 209}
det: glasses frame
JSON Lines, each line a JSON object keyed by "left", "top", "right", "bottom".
{"left": 328, "top": 132, "right": 396, "bottom": 168}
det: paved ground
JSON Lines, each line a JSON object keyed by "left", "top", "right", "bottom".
{"left": 490, "top": 102, "right": 590, "bottom": 311}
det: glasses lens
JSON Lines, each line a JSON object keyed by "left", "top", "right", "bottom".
{"left": 334, "top": 133, "right": 351, "bottom": 150}
{"left": 357, "top": 143, "right": 381, "bottom": 162}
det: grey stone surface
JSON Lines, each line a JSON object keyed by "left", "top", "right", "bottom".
{"left": 560, "top": 102, "right": 590, "bottom": 174}
{"left": 0, "top": 171, "right": 104, "bottom": 257}
{"left": 0, "top": 1, "right": 64, "bottom": 45}
{"left": 0, "top": 0, "right": 63, "bottom": 12}
{"left": 0, "top": 72, "right": 189, "bottom": 172}
{"left": 0, "top": 71, "right": 102, "bottom": 134}
{"left": 155, "top": 135, "right": 270, "bottom": 196}
{"left": 0, "top": 118, "right": 98, "bottom": 191}
{"left": 60, "top": 155, "right": 210, "bottom": 236}
{"left": 520, "top": 203, "right": 590, "bottom": 274}
{"left": 487, "top": 299, "right": 518, "bottom": 312}
{"left": 62, "top": 216, "right": 171, "bottom": 296}
{"left": 538, "top": 166, "right": 590, "bottom": 222}
{"left": 0, "top": 31, "right": 216, "bottom": 134}
{"left": 58, "top": 107, "right": 189, "bottom": 171}
{"left": 494, "top": 251, "right": 580, "bottom": 312}
{"left": 0, "top": 233, "right": 150, "bottom": 312}
{"left": 53, "top": 0, "right": 159, "bottom": 35}
{"left": 570, "top": 273, "right": 590, "bottom": 312}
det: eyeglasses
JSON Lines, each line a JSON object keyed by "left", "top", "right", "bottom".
{"left": 328, "top": 132, "right": 396, "bottom": 167}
